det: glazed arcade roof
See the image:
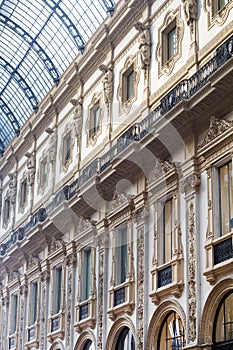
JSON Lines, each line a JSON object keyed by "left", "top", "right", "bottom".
{"left": 0, "top": 0, "right": 116, "bottom": 154}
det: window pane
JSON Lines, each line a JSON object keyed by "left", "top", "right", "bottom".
{"left": 167, "top": 27, "right": 177, "bottom": 60}
{"left": 30, "top": 281, "right": 38, "bottom": 325}
{"left": 10, "top": 294, "right": 18, "bottom": 334}
{"left": 219, "top": 162, "right": 232, "bottom": 235}
{"left": 126, "top": 70, "right": 134, "bottom": 100}
{"left": 158, "top": 312, "right": 185, "bottom": 350}
{"left": 164, "top": 199, "right": 172, "bottom": 263}
{"left": 54, "top": 267, "right": 62, "bottom": 314}
{"left": 215, "top": 292, "right": 233, "bottom": 343}
{"left": 116, "top": 224, "right": 128, "bottom": 285}
{"left": 82, "top": 249, "right": 91, "bottom": 301}
{"left": 63, "top": 132, "right": 71, "bottom": 163}
{"left": 116, "top": 327, "right": 135, "bottom": 350}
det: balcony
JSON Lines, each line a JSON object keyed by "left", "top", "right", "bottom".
{"left": 204, "top": 232, "right": 233, "bottom": 285}
{"left": 47, "top": 312, "right": 65, "bottom": 343}
{"left": 150, "top": 258, "right": 184, "bottom": 305}
{"left": 74, "top": 297, "right": 96, "bottom": 333}
{"left": 108, "top": 281, "right": 135, "bottom": 321}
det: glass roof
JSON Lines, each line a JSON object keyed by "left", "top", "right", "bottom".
{"left": 0, "top": 0, "right": 116, "bottom": 154}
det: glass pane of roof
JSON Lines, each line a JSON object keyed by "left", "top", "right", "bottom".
{"left": 0, "top": 0, "right": 116, "bottom": 152}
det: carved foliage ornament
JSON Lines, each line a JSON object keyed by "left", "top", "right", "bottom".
{"left": 149, "top": 159, "right": 175, "bottom": 184}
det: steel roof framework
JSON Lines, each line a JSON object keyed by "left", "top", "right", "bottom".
{"left": 0, "top": 0, "right": 116, "bottom": 153}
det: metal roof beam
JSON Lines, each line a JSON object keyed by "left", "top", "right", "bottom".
{"left": 103, "top": 0, "right": 115, "bottom": 16}
{"left": 41, "top": 0, "right": 85, "bottom": 53}
{"left": 0, "top": 14, "right": 59, "bottom": 85}
{"left": 0, "top": 98, "right": 20, "bottom": 137}
{"left": 0, "top": 57, "right": 39, "bottom": 112}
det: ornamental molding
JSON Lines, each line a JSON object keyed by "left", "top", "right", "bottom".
{"left": 117, "top": 54, "right": 140, "bottom": 115}
{"left": 108, "top": 191, "right": 134, "bottom": 213}
{"left": 203, "top": 0, "right": 233, "bottom": 29}
{"left": 26, "top": 152, "right": 36, "bottom": 186}
{"left": 8, "top": 172, "right": 17, "bottom": 204}
{"left": 187, "top": 200, "right": 197, "bottom": 342}
{"left": 198, "top": 117, "right": 233, "bottom": 149}
{"left": 86, "top": 92, "right": 103, "bottom": 147}
{"left": 180, "top": 173, "right": 201, "bottom": 195}
{"left": 156, "top": 7, "right": 184, "bottom": 77}
{"left": 149, "top": 159, "right": 177, "bottom": 184}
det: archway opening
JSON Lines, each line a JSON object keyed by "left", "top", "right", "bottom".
{"left": 158, "top": 311, "right": 185, "bottom": 350}
{"left": 115, "top": 326, "right": 135, "bottom": 350}
{"left": 213, "top": 291, "right": 233, "bottom": 350}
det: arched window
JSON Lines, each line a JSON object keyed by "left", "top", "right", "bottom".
{"left": 158, "top": 311, "right": 185, "bottom": 350}
{"left": 83, "top": 339, "right": 93, "bottom": 350}
{"left": 213, "top": 291, "right": 233, "bottom": 349}
{"left": 115, "top": 327, "right": 135, "bottom": 350}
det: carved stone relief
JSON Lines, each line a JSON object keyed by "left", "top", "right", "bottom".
{"left": 99, "top": 64, "right": 113, "bottom": 105}
{"left": 8, "top": 172, "right": 17, "bottom": 204}
{"left": 182, "top": 0, "right": 197, "bottom": 33}
{"left": 134, "top": 22, "right": 151, "bottom": 70}
{"left": 26, "top": 152, "right": 36, "bottom": 186}
{"left": 97, "top": 252, "right": 104, "bottom": 349}
{"left": 188, "top": 200, "right": 196, "bottom": 342}
{"left": 198, "top": 117, "right": 233, "bottom": 149}
{"left": 137, "top": 227, "right": 145, "bottom": 350}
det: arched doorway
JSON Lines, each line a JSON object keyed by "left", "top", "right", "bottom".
{"left": 115, "top": 326, "right": 135, "bottom": 350}
{"left": 212, "top": 291, "right": 233, "bottom": 350}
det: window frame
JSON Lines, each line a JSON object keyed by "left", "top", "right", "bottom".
{"left": 156, "top": 8, "right": 184, "bottom": 77}
{"left": 87, "top": 93, "right": 103, "bottom": 146}
{"left": 117, "top": 55, "right": 139, "bottom": 115}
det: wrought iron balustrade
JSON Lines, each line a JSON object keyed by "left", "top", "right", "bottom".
{"left": 28, "top": 327, "right": 35, "bottom": 341}
{"left": 158, "top": 265, "right": 172, "bottom": 288}
{"left": 114, "top": 286, "right": 126, "bottom": 306}
{"left": 214, "top": 237, "right": 233, "bottom": 265}
{"left": 79, "top": 303, "right": 89, "bottom": 320}
{"left": 51, "top": 316, "right": 60, "bottom": 332}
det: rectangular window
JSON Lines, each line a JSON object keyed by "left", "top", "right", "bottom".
{"left": 219, "top": 161, "right": 233, "bottom": 235}
{"left": 63, "top": 131, "right": 71, "bottom": 164}
{"left": 29, "top": 281, "right": 38, "bottom": 325}
{"left": 53, "top": 266, "right": 62, "bottom": 314}
{"left": 167, "top": 27, "right": 177, "bottom": 60}
{"left": 214, "top": 0, "right": 229, "bottom": 13}
{"left": 4, "top": 198, "right": 11, "bottom": 222}
{"left": 115, "top": 224, "right": 128, "bottom": 285}
{"left": 89, "top": 104, "right": 100, "bottom": 137}
{"left": 126, "top": 69, "right": 134, "bottom": 100}
{"left": 10, "top": 294, "right": 18, "bottom": 334}
{"left": 163, "top": 199, "right": 173, "bottom": 264}
{"left": 82, "top": 248, "right": 91, "bottom": 301}
{"left": 40, "top": 158, "right": 48, "bottom": 187}
{"left": 20, "top": 180, "right": 27, "bottom": 207}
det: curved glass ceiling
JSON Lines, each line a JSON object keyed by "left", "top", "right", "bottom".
{"left": 0, "top": 0, "right": 115, "bottom": 154}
